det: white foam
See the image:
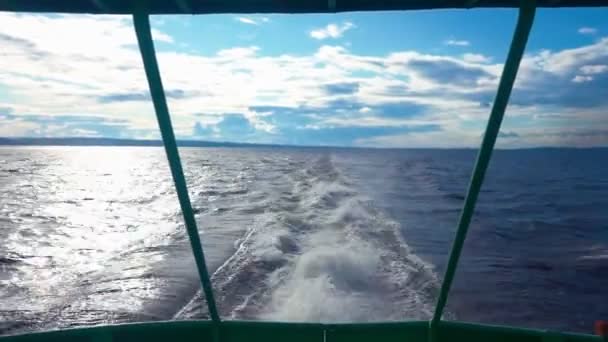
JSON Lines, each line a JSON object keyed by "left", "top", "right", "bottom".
{"left": 579, "top": 253, "right": 608, "bottom": 260}
{"left": 258, "top": 157, "right": 437, "bottom": 322}
{"left": 176, "top": 154, "right": 439, "bottom": 322}
{"left": 263, "top": 234, "right": 384, "bottom": 322}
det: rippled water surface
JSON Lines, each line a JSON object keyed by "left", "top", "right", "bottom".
{"left": 1, "top": 146, "right": 607, "bottom": 335}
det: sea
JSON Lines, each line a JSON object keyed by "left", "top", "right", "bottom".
{"left": 1, "top": 146, "right": 607, "bottom": 335}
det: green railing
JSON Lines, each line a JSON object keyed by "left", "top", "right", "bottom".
{"left": 132, "top": 12, "right": 221, "bottom": 325}
{"left": 2, "top": 1, "right": 606, "bottom": 341}
{"left": 131, "top": 1, "right": 536, "bottom": 339}
{"left": 429, "top": 1, "right": 536, "bottom": 340}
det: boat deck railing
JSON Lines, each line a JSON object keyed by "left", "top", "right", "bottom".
{"left": 1, "top": 1, "right": 607, "bottom": 341}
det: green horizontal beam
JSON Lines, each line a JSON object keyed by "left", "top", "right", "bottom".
{"left": 1, "top": 0, "right": 605, "bottom": 14}
{"left": 0, "top": 320, "right": 601, "bottom": 342}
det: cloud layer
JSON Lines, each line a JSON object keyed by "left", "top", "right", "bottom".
{"left": 310, "top": 22, "right": 355, "bottom": 40}
{"left": 578, "top": 27, "right": 598, "bottom": 35}
{"left": 1, "top": 13, "right": 607, "bottom": 147}
{"left": 444, "top": 39, "right": 471, "bottom": 47}
{"left": 235, "top": 17, "right": 270, "bottom": 25}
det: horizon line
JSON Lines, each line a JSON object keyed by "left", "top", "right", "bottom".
{"left": 0, "top": 136, "right": 606, "bottom": 150}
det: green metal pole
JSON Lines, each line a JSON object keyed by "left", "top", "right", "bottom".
{"left": 429, "top": 0, "right": 535, "bottom": 339}
{"left": 132, "top": 13, "right": 221, "bottom": 323}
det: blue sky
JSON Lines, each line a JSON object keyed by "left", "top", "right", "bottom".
{"left": 1, "top": 8, "right": 607, "bottom": 147}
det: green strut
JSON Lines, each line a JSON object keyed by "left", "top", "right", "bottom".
{"left": 430, "top": 0, "right": 536, "bottom": 340}
{"left": 132, "top": 13, "right": 221, "bottom": 324}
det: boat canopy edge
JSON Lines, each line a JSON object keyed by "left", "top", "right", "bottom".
{"left": 0, "top": 0, "right": 607, "bottom": 15}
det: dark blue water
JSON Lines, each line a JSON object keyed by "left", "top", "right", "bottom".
{"left": 1, "top": 147, "right": 607, "bottom": 335}
{"left": 334, "top": 148, "right": 608, "bottom": 332}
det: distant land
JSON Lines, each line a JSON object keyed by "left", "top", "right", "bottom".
{"left": 0, "top": 137, "right": 606, "bottom": 150}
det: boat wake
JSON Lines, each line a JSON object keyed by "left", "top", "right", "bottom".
{"left": 176, "top": 154, "right": 439, "bottom": 322}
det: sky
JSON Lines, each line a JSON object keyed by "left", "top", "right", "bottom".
{"left": 0, "top": 7, "right": 607, "bottom": 148}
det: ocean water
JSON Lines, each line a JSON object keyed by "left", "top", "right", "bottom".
{"left": 0, "top": 146, "right": 607, "bottom": 335}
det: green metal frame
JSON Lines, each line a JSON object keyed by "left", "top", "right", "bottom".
{"left": 1, "top": 0, "right": 604, "bottom": 14}
{"left": 132, "top": 12, "right": 220, "bottom": 325}
{"left": 0, "top": 320, "right": 603, "bottom": 342}
{"left": 0, "top": 0, "right": 603, "bottom": 341}
{"left": 429, "top": 1, "right": 536, "bottom": 339}
{"left": 132, "top": 0, "right": 538, "bottom": 334}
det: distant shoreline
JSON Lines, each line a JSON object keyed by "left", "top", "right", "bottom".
{"left": 0, "top": 137, "right": 606, "bottom": 150}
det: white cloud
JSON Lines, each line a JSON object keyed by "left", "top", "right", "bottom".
{"left": 310, "top": 22, "right": 355, "bottom": 40}
{"left": 236, "top": 17, "right": 257, "bottom": 25}
{"left": 444, "top": 39, "right": 470, "bottom": 47}
{"left": 462, "top": 53, "right": 491, "bottom": 63}
{"left": 578, "top": 27, "right": 598, "bottom": 35}
{"left": 242, "top": 109, "right": 276, "bottom": 133}
{"left": 153, "top": 30, "right": 174, "bottom": 43}
{"left": 580, "top": 64, "right": 608, "bottom": 74}
{"left": 570, "top": 64, "right": 608, "bottom": 83}
{"left": 518, "top": 38, "right": 608, "bottom": 77}
{"left": 235, "top": 17, "right": 270, "bottom": 25}
{"left": 216, "top": 46, "right": 260, "bottom": 58}
{"left": 311, "top": 116, "right": 434, "bottom": 128}
{"left": 356, "top": 129, "right": 481, "bottom": 148}
{"left": 0, "top": 120, "right": 39, "bottom": 136}
{"left": 1, "top": 13, "right": 608, "bottom": 147}
{"left": 71, "top": 128, "right": 101, "bottom": 137}
{"left": 572, "top": 75, "right": 593, "bottom": 83}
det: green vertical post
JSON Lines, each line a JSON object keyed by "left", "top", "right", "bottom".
{"left": 132, "top": 13, "right": 221, "bottom": 323}
{"left": 429, "top": 0, "right": 536, "bottom": 340}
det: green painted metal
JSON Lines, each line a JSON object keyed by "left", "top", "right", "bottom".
{"left": 326, "top": 321, "right": 429, "bottom": 342}
{"left": 430, "top": 0, "right": 536, "bottom": 337}
{"left": 0, "top": 1, "right": 604, "bottom": 342}
{"left": 1, "top": 0, "right": 605, "bottom": 14}
{"left": 0, "top": 320, "right": 603, "bottom": 342}
{"left": 132, "top": 13, "right": 220, "bottom": 324}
